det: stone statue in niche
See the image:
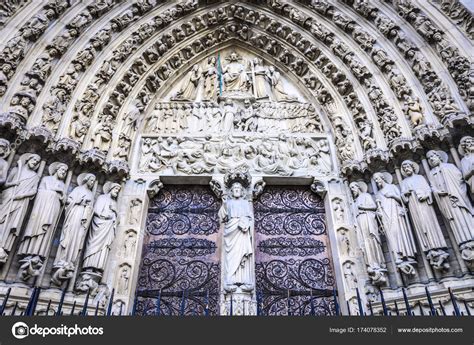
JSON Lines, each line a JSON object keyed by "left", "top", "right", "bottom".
{"left": 373, "top": 172, "right": 417, "bottom": 275}
{"left": 121, "top": 231, "right": 136, "bottom": 258}
{"left": 17, "top": 162, "right": 69, "bottom": 278}
{"left": 52, "top": 173, "right": 96, "bottom": 284}
{"left": 0, "top": 138, "right": 10, "bottom": 187}
{"left": 203, "top": 56, "right": 218, "bottom": 101}
{"left": 117, "top": 265, "right": 130, "bottom": 294}
{"left": 173, "top": 64, "right": 202, "bottom": 101}
{"left": 69, "top": 115, "right": 91, "bottom": 141}
{"left": 426, "top": 150, "right": 474, "bottom": 263}
{"left": 404, "top": 97, "right": 424, "bottom": 127}
{"left": 128, "top": 198, "right": 142, "bottom": 225}
{"left": 458, "top": 136, "right": 474, "bottom": 195}
{"left": 343, "top": 261, "right": 358, "bottom": 290}
{"left": 267, "top": 66, "right": 297, "bottom": 102}
{"left": 400, "top": 160, "right": 450, "bottom": 270}
{"left": 92, "top": 114, "right": 113, "bottom": 151}
{"left": 81, "top": 182, "right": 121, "bottom": 275}
{"left": 122, "top": 101, "right": 143, "bottom": 138}
{"left": 332, "top": 198, "right": 345, "bottom": 224}
{"left": 222, "top": 51, "right": 250, "bottom": 94}
{"left": 219, "top": 168, "right": 254, "bottom": 293}
{"left": 338, "top": 228, "right": 351, "bottom": 257}
{"left": 0, "top": 153, "right": 41, "bottom": 263}
{"left": 349, "top": 181, "right": 387, "bottom": 285}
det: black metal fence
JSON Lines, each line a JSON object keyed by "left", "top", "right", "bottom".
{"left": 0, "top": 286, "right": 471, "bottom": 316}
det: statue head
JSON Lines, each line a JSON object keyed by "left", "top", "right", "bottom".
{"left": 78, "top": 173, "right": 96, "bottom": 190}
{"left": 228, "top": 51, "right": 239, "bottom": 62}
{"left": 349, "top": 181, "right": 367, "bottom": 197}
{"left": 104, "top": 181, "right": 121, "bottom": 199}
{"left": 230, "top": 182, "right": 244, "bottom": 199}
{"left": 401, "top": 160, "right": 419, "bottom": 177}
{"left": 459, "top": 136, "right": 474, "bottom": 156}
{"left": 373, "top": 172, "right": 392, "bottom": 188}
{"left": 427, "top": 150, "right": 447, "bottom": 168}
{"left": 49, "top": 162, "right": 68, "bottom": 180}
{"left": 20, "top": 153, "right": 41, "bottom": 171}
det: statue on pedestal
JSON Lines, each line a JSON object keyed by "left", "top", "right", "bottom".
{"left": 52, "top": 173, "right": 96, "bottom": 285}
{"left": 17, "top": 162, "right": 68, "bottom": 279}
{"left": 0, "top": 153, "right": 41, "bottom": 263}
{"left": 426, "top": 150, "right": 474, "bottom": 263}
{"left": 373, "top": 172, "right": 417, "bottom": 275}
{"left": 219, "top": 179, "right": 254, "bottom": 292}
{"left": 349, "top": 181, "right": 387, "bottom": 285}
{"left": 400, "top": 160, "right": 449, "bottom": 270}
{"left": 81, "top": 181, "right": 121, "bottom": 275}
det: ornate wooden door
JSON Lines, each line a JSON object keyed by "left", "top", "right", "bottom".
{"left": 254, "top": 186, "right": 336, "bottom": 315}
{"left": 135, "top": 185, "right": 221, "bottom": 315}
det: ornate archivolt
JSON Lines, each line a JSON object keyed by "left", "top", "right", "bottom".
{"left": 0, "top": 0, "right": 472, "bottom": 315}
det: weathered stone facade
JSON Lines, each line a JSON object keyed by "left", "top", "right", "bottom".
{"left": 0, "top": 0, "right": 472, "bottom": 316}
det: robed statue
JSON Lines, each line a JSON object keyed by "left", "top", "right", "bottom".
{"left": 81, "top": 181, "right": 121, "bottom": 273}
{"left": 399, "top": 160, "right": 449, "bottom": 270}
{"left": 373, "top": 172, "right": 417, "bottom": 275}
{"left": 53, "top": 173, "right": 96, "bottom": 277}
{"left": 349, "top": 181, "right": 387, "bottom": 285}
{"left": 219, "top": 182, "right": 254, "bottom": 292}
{"left": 426, "top": 150, "right": 473, "bottom": 262}
{"left": 18, "top": 162, "right": 68, "bottom": 260}
{"left": 0, "top": 153, "right": 41, "bottom": 263}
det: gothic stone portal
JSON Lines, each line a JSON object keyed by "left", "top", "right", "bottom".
{"left": 255, "top": 186, "right": 335, "bottom": 316}
{"left": 135, "top": 185, "right": 221, "bottom": 316}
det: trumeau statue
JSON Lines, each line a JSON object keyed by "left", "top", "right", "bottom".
{"left": 219, "top": 168, "right": 254, "bottom": 293}
{"left": 81, "top": 182, "right": 121, "bottom": 274}
{"left": 0, "top": 153, "right": 41, "bottom": 263}
{"left": 0, "top": 138, "right": 10, "bottom": 187}
{"left": 458, "top": 136, "right": 474, "bottom": 195}
{"left": 426, "top": 150, "right": 474, "bottom": 262}
{"left": 373, "top": 172, "right": 417, "bottom": 275}
{"left": 53, "top": 173, "right": 96, "bottom": 283}
{"left": 17, "top": 162, "right": 68, "bottom": 274}
{"left": 400, "top": 160, "right": 449, "bottom": 270}
{"left": 349, "top": 181, "right": 387, "bottom": 285}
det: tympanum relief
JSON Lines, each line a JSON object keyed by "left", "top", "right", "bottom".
{"left": 137, "top": 49, "right": 330, "bottom": 178}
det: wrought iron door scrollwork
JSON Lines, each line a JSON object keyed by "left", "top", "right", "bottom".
{"left": 257, "top": 237, "right": 326, "bottom": 256}
{"left": 255, "top": 187, "right": 326, "bottom": 236}
{"left": 255, "top": 186, "right": 335, "bottom": 316}
{"left": 147, "top": 186, "right": 220, "bottom": 236}
{"left": 148, "top": 238, "right": 217, "bottom": 257}
{"left": 136, "top": 185, "right": 221, "bottom": 315}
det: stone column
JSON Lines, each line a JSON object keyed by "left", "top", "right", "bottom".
{"left": 103, "top": 178, "right": 154, "bottom": 314}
